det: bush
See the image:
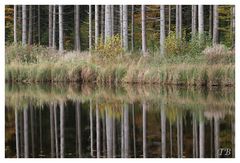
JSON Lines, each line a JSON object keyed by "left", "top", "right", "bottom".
{"left": 93, "top": 34, "right": 123, "bottom": 61}
{"left": 202, "top": 44, "right": 234, "bottom": 64}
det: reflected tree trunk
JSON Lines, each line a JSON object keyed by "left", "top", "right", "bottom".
{"left": 76, "top": 101, "right": 82, "bottom": 157}
{"left": 169, "top": 121, "right": 172, "bottom": 157}
{"left": 143, "top": 101, "right": 147, "bottom": 158}
{"left": 161, "top": 102, "right": 166, "bottom": 158}
{"left": 60, "top": 101, "right": 64, "bottom": 158}
{"left": 20, "top": 110, "right": 24, "bottom": 157}
{"left": 214, "top": 118, "right": 219, "bottom": 158}
{"left": 90, "top": 100, "right": 94, "bottom": 157}
{"left": 124, "top": 104, "right": 129, "bottom": 158}
{"left": 106, "top": 109, "right": 113, "bottom": 158}
{"left": 199, "top": 113, "right": 205, "bottom": 158}
{"left": 39, "top": 108, "right": 43, "bottom": 156}
{"left": 24, "top": 107, "right": 29, "bottom": 158}
{"left": 177, "top": 112, "right": 183, "bottom": 158}
{"left": 121, "top": 106, "right": 124, "bottom": 157}
{"left": 192, "top": 112, "right": 198, "bottom": 158}
{"left": 96, "top": 102, "right": 100, "bottom": 158}
{"left": 15, "top": 109, "right": 19, "bottom": 158}
{"left": 113, "top": 113, "right": 116, "bottom": 158}
{"left": 53, "top": 102, "right": 59, "bottom": 157}
{"left": 50, "top": 103, "right": 55, "bottom": 157}
{"left": 30, "top": 103, "right": 35, "bottom": 157}
{"left": 132, "top": 104, "right": 136, "bottom": 158}
{"left": 102, "top": 111, "right": 106, "bottom": 157}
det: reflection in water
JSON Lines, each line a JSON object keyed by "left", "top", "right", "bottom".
{"left": 5, "top": 84, "right": 235, "bottom": 158}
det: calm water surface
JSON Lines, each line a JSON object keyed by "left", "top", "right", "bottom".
{"left": 5, "top": 83, "right": 235, "bottom": 158}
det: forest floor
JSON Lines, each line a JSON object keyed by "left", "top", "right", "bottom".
{"left": 5, "top": 44, "right": 235, "bottom": 87}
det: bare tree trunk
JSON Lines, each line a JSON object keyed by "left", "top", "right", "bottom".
{"left": 38, "top": 5, "right": 40, "bottom": 45}
{"left": 101, "top": 5, "right": 104, "bottom": 43}
{"left": 191, "top": 5, "right": 197, "bottom": 38}
{"left": 111, "top": 5, "right": 114, "bottom": 35}
{"left": 95, "top": 5, "right": 99, "bottom": 48}
{"left": 89, "top": 5, "right": 92, "bottom": 50}
{"left": 176, "top": 5, "right": 179, "bottom": 39}
{"left": 22, "top": 5, "right": 27, "bottom": 45}
{"left": 14, "top": 5, "right": 17, "bottom": 43}
{"left": 74, "top": 5, "right": 80, "bottom": 51}
{"left": 59, "top": 5, "right": 64, "bottom": 52}
{"left": 28, "top": 6, "right": 32, "bottom": 45}
{"left": 60, "top": 101, "right": 64, "bottom": 158}
{"left": 120, "top": 5, "right": 123, "bottom": 47}
{"left": 123, "top": 5, "right": 128, "bottom": 51}
{"left": 179, "top": 5, "right": 182, "bottom": 40}
{"left": 160, "top": 5, "right": 165, "bottom": 56}
{"left": 24, "top": 107, "right": 28, "bottom": 158}
{"left": 131, "top": 5, "right": 134, "bottom": 52}
{"left": 141, "top": 5, "right": 147, "bottom": 56}
{"left": 15, "top": 109, "right": 19, "bottom": 157}
{"left": 198, "top": 5, "right": 204, "bottom": 40}
{"left": 209, "top": 5, "right": 213, "bottom": 38}
{"left": 168, "top": 5, "right": 171, "bottom": 34}
{"left": 142, "top": 101, "right": 147, "bottom": 158}
{"left": 48, "top": 5, "right": 52, "bottom": 47}
{"left": 213, "top": 5, "right": 219, "bottom": 45}
{"left": 52, "top": 5, "right": 56, "bottom": 49}
{"left": 105, "top": 5, "right": 112, "bottom": 43}
{"left": 232, "top": 6, "right": 235, "bottom": 48}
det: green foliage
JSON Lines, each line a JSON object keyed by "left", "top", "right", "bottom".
{"left": 93, "top": 34, "right": 123, "bottom": 61}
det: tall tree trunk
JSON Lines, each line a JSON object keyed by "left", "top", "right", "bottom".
{"left": 14, "top": 5, "right": 17, "bottom": 43}
{"left": 213, "top": 5, "right": 219, "bottom": 45}
{"left": 191, "top": 5, "right": 197, "bottom": 38}
{"left": 161, "top": 102, "right": 166, "bottom": 158}
{"left": 105, "top": 5, "right": 112, "bottom": 43}
{"left": 111, "top": 5, "right": 114, "bottom": 35}
{"left": 123, "top": 5, "right": 128, "bottom": 51}
{"left": 38, "top": 5, "right": 40, "bottom": 45}
{"left": 49, "top": 5, "right": 53, "bottom": 47}
{"left": 131, "top": 5, "right": 134, "bottom": 52}
{"left": 60, "top": 101, "right": 64, "bottom": 158}
{"left": 22, "top": 5, "right": 27, "bottom": 45}
{"left": 101, "top": 5, "right": 104, "bottom": 43}
{"left": 59, "top": 5, "right": 64, "bottom": 52}
{"left": 179, "top": 5, "right": 182, "bottom": 40}
{"left": 141, "top": 5, "right": 147, "bottom": 56}
{"left": 198, "top": 5, "right": 204, "bottom": 40}
{"left": 89, "top": 5, "right": 92, "bottom": 50}
{"left": 209, "top": 5, "right": 213, "bottom": 38}
{"left": 28, "top": 5, "right": 32, "bottom": 45}
{"left": 232, "top": 6, "right": 235, "bottom": 48}
{"left": 160, "top": 5, "right": 165, "bottom": 56}
{"left": 176, "top": 5, "right": 179, "bottom": 39}
{"left": 168, "top": 5, "right": 171, "bottom": 34}
{"left": 120, "top": 5, "right": 123, "bottom": 47}
{"left": 52, "top": 5, "right": 56, "bottom": 49}
{"left": 74, "top": 5, "right": 80, "bottom": 51}
{"left": 142, "top": 101, "right": 147, "bottom": 158}
{"left": 23, "top": 107, "right": 28, "bottom": 158}
{"left": 95, "top": 5, "right": 99, "bottom": 48}
{"left": 15, "top": 109, "right": 19, "bottom": 157}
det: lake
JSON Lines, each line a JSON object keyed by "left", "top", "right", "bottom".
{"left": 5, "top": 83, "right": 235, "bottom": 158}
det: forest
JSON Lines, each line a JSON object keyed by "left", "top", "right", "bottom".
{"left": 5, "top": 5, "right": 235, "bottom": 85}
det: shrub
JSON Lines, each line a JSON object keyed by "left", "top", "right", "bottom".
{"left": 202, "top": 44, "right": 234, "bottom": 64}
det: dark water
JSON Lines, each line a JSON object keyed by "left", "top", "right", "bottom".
{"left": 5, "top": 83, "right": 235, "bottom": 158}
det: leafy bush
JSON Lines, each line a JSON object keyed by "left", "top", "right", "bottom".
{"left": 202, "top": 44, "right": 234, "bottom": 64}
{"left": 93, "top": 34, "right": 123, "bottom": 61}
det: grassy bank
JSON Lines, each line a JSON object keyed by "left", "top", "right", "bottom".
{"left": 5, "top": 43, "right": 235, "bottom": 87}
